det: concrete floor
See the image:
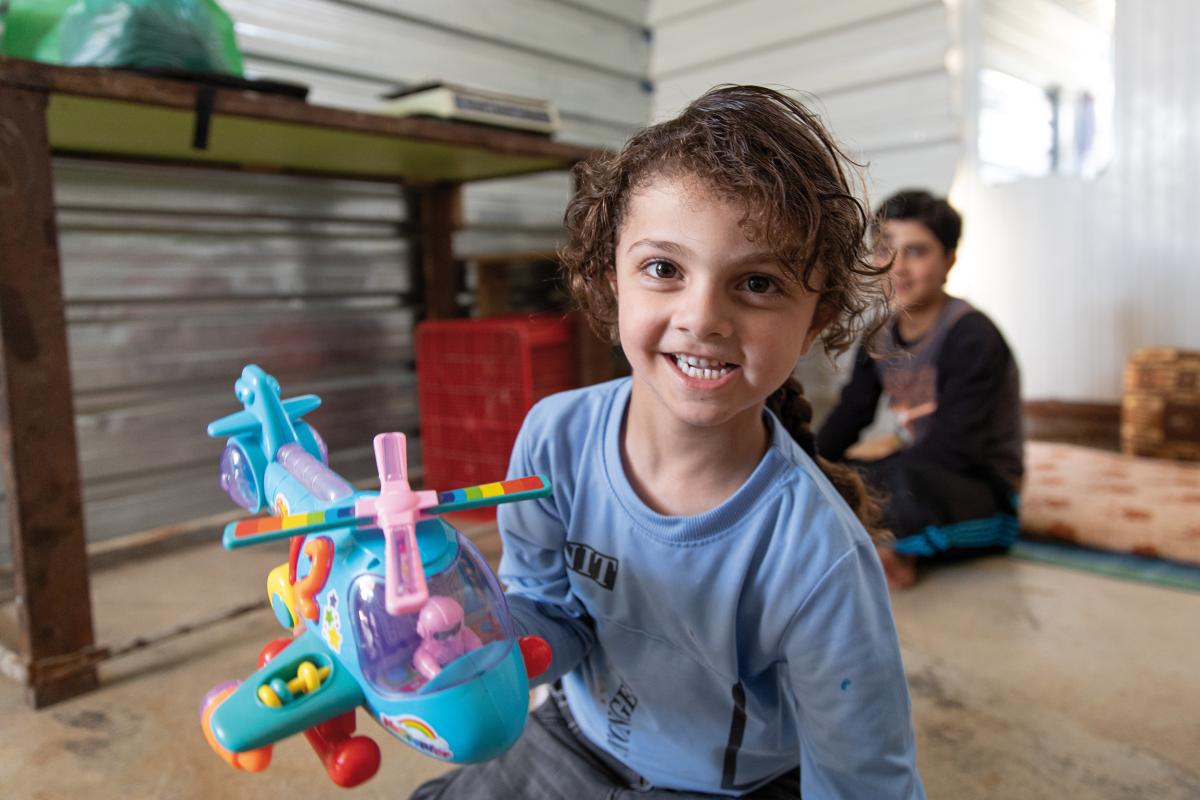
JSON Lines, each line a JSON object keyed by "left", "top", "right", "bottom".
{"left": 1, "top": 538, "right": 1197, "bottom": 799}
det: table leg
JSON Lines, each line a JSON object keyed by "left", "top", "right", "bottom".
{"left": 416, "top": 184, "right": 461, "bottom": 320}
{"left": 0, "top": 85, "right": 98, "bottom": 707}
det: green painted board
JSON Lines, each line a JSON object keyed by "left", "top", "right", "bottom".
{"left": 47, "top": 94, "right": 569, "bottom": 182}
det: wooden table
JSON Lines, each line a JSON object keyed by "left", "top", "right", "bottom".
{"left": 0, "top": 56, "right": 597, "bottom": 707}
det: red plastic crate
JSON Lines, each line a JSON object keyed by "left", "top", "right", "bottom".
{"left": 416, "top": 314, "right": 575, "bottom": 498}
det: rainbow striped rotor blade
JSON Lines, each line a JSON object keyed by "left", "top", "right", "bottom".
{"left": 222, "top": 505, "right": 365, "bottom": 550}
{"left": 428, "top": 474, "right": 551, "bottom": 514}
{"left": 383, "top": 522, "right": 428, "bottom": 616}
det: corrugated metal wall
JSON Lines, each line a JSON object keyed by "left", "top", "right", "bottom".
{"left": 950, "top": 0, "right": 1200, "bottom": 401}
{"left": 0, "top": 0, "right": 650, "bottom": 566}
{"left": 648, "top": 0, "right": 960, "bottom": 418}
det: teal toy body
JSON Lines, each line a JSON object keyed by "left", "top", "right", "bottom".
{"left": 200, "top": 365, "right": 552, "bottom": 787}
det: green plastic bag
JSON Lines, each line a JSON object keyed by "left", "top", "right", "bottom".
{"left": 0, "top": 0, "right": 77, "bottom": 60}
{"left": 3, "top": 0, "right": 244, "bottom": 76}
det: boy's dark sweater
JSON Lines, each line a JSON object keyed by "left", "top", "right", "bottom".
{"left": 817, "top": 310, "right": 1023, "bottom": 492}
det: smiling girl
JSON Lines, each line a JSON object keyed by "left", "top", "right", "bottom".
{"left": 410, "top": 86, "right": 925, "bottom": 800}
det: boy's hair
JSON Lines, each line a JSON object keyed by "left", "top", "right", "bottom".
{"left": 559, "top": 84, "right": 888, "bottom": 540}
{"left": 876, "top": 189, "right": 962, "bottom": 252}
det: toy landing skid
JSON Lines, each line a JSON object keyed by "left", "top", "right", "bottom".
{"left": 223, "top": 432, "right": 549, "bottom": 615}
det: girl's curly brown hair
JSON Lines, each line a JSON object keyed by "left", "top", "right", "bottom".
{"left": 559, "top": 85, "right": 890, "bottom": 540}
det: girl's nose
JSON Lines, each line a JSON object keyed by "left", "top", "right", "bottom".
{"left": 675, "top": 282, "right": 734, "bottom": 339}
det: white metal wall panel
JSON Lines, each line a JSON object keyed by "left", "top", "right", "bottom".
{"left": 652, "top": 0, "right": 937, "bottom": 77}
{"left": 652, "top": 0, "right": 724, "bottom": 25}
{"left": 650, "top": 0, "right": 959, "bottom": 199}
{"left": 951, "top": 0, "right": 1200, "bottom": 401}
{"left": 863, "top": 140, "right": 961, "bottom": 203}
{"left": 648, "top": 0, "right": 725, "bottom": 26}
{"left": 563, "top": 0, "right": 647, "bottom": 27}
{"left": 812, "top": 71, "right": 957, "bottom": 153}
{"left": 1116, "top": 0, "right": 1200, "bottom": 355}
{"left": 653, "top": 3, "right": 950, "bottom": 117}
{"left": 983, "top": 0, "right": 1110, "bottom": 88}
{"left": 326, "top": 0, "right": 648, "bottom": 77}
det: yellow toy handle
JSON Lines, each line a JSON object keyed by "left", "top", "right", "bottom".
{"left": 266, "top": 563, "right": 299, "bottom": 631}
{"left": 257, "top": 660, "right": 331, "bottom": 708}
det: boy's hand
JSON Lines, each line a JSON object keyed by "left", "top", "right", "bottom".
{"left": 876, "top": 545, "right": 917, "bottom": 590}
{"left": 845, "top": 434, "right": 901, "bottom": 462}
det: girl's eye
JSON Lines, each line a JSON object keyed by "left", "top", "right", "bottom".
{"left": 743, "top": 274, "right": 777, "bottom": 294}
{"left": 646, "top": 260, "right": 678, "bottom": 279}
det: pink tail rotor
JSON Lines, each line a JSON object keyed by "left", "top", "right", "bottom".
{"left": 374, "top": 432, "right": 409, "bottom": 489}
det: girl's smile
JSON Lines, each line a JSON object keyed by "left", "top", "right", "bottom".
{"left": 664, "top": 353, "right": 739, "bottom": 387}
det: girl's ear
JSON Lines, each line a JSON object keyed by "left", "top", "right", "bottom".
{"left": 800, "top": 296, "right": 837, "bottom": 355}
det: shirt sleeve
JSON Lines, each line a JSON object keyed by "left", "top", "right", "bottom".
{"left": 783, "top": 542, "right": 926, "bottom": 799}
{"left": 817, "top": 345, "right": 883, "bottom": 462}
{"left": 496, "top": 408, "right": 597, "bottom": 687}
{"left": 899, "top": 312, "right": 1013, "bottom": 475}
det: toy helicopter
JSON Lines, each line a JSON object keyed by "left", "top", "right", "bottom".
{"left": 199, "top": 365, "right": 554, "bottom": 787}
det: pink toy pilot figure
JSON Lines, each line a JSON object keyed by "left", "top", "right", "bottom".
{"left": 413, "top": 596, "right": 483, "bottom": 680}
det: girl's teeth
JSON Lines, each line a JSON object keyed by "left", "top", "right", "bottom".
{"left": 673, "top": 354, "right": 733, "bottom": 380}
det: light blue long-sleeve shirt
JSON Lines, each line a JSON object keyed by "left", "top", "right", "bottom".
{"left": 497, "top": 378, "right": 925, "bottom": 798}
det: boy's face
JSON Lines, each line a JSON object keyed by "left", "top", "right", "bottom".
{"left": 612, "top": 175, "right": 825, "bottom": 432}
{"left": 875, "top": 219, "right": 956, "bottom": 310}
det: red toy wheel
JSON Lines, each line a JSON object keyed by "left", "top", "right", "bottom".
{"left": 519, "top": 635, "right": 552, "bottom": 679}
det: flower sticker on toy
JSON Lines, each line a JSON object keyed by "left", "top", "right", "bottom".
{"left": 321, "top": 588, "right": 343, "bottom": 653}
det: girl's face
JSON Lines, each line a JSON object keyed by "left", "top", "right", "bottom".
{"left": 613, "top": 175, "right": 826, "bottom": 433}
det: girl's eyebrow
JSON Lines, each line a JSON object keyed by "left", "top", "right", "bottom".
{"left": 626, "top": 238, "right": 777, "bottom": 269}
{"left": 727, "top": 250, "right": 781, "bottom": 269}
{"left": 626, "top": 238, "right": 691, "bottom": 256}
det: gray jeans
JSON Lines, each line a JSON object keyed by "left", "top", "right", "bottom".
{"left": 409, "top": 689, "right": 801, "bottom": 799}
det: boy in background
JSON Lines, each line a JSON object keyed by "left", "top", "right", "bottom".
{"left": 817, "top": 190, "right": 1022, "bottom": 589}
